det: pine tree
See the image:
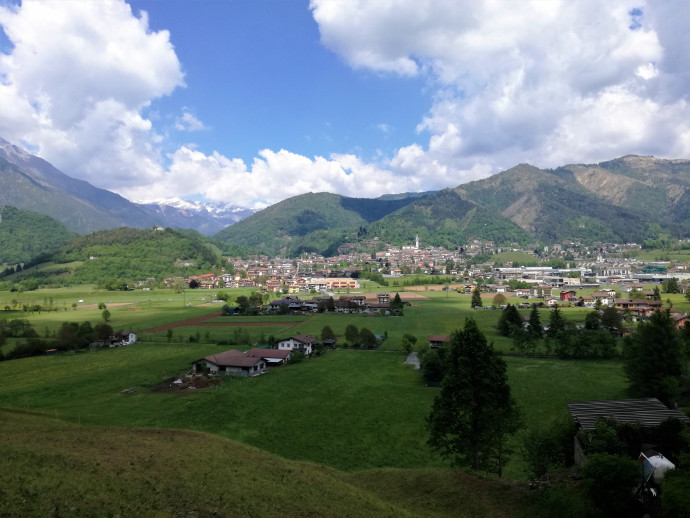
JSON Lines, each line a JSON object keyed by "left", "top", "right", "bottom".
{"left": 623, "top": 310, "right": 683, "bottom": 406}
{"left": 528, "top": 306, "right": 543, "bottom": 338}
{"left": 471, "top": 287, "right": 482, "bottom": 308}
{"left": 427, "top": 318, "right": 522, "bottom": 476}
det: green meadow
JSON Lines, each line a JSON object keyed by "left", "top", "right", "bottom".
{"left": 1, "top": 282, "right": 663, "bottom": 515}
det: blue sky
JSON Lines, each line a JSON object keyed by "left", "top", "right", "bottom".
{"left": 1, "top": 1, "right": 689, "bottom": 208}
{"left": 134, "top": 0, "right": 430, "bottom": 166}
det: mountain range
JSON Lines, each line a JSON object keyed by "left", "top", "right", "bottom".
{"left": 2, "top": 136, "right": 690, "bottom": 262}
{"left": 0, "top": 138, "right": 255, "bottom": 236}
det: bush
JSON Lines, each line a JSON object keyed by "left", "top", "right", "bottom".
{"left": 522, "top": 415, "right": 575, "bottom": 480}
{"left": 581, "top": 453, "right": 641, "bottom": 517}
{"left": 662, "top": 469, "right": 690, "bottom": 518}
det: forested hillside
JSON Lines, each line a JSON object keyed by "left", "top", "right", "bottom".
{"left": 366, "top": 189, "right": 533, "bottom": 247}
{"left": 0, "top": 206, "right": 76, "bottom": 265}
{"left": 20, "top": 227, "right": 227, "bottom": 287}
{"left": 214, "top": 192, "right": 417, "bottom": 256}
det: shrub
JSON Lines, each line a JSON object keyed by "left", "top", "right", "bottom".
{"left": 581, "top": 453, "right": 641, "bottom": 517}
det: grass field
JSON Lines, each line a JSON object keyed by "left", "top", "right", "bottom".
{"left": 1, "top": 409, "right": 574, "bottom": 518}
{"left": 0, "top": 283, "right": 645, "bottom": 514}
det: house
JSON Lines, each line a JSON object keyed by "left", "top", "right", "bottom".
{"left": 567, "top": 398, "right": 690, "bottom": 465}
{"left": 428, "top": 335, "right": 451, "bottom": 349}
{"left": 277, "top": 334, "right": 317, "bottom": 355}
{"left": 192, "top": 350, "right": 266, "bottom": 377}
{"left": 112, "top": 331, "right": 137, "bottom": 346}
{"left": 559, "top": 290, "right": 577, "bottom": 302}
{"left": 671, "top": 312, "right": 689, "bottom": 330}
{"left": 377, "top": 293, "right": 390, "bottom": 304}
{"left": 246, "top": 348, "right": 292, "bottom": 366}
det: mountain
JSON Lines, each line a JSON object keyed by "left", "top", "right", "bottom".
{"left": 138, "top": 198, "right": 257, "bottom": 236}
{"left": 213, "top": 192, "right": 420, "bottom": 256}
{"left": 0, "top": 206, "right": 77, "bottom": 265}
{"left": 0, "top": 139, "right": 255, "bottom": 235}
{"left": 367, "top": 189, "right": 533, "bottom": 248}
{"left": 216, "top": 156, "right": 690, "bottom": 256}
{"left": 455, "top": 162, "right": 658, "bottom": 243}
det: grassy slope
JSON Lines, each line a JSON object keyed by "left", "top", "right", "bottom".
{"left": 1, "top": 410, "right": 557, "bottom": 518}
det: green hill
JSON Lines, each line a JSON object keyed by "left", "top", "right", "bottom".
{"left": 0, "top": 205, "right": 77, "bottom": 265}
{"left": 18, "top": 227, "right": 226, "bottom": 287}
{"left": 214, "top": 192, "right": 417, "bottom": 256}
{"left": 367, "top": 189, "right": 533, "bottom": 247}
{"left": 0, "top": 410, "right": 554, "bottom": 517}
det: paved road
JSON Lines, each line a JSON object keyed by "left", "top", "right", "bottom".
{"left": 404, "top": 351, "right": 420, "bottom": 370}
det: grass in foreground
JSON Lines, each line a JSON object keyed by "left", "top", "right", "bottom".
{"left": 0, "top": 410, "right": 568, "bottom": 518}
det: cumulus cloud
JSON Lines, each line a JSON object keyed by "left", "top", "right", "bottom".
{"left": 311, "top": 0, "right": 690, "bottom": 173}
{"left": 0, "top": 0, "right": 183, "bottom": 189}
{"left": 2, "top": 0, "right": 690, "bottom": 210}
{"left": 174, "top": 110, "right": 206, "bottom": 132}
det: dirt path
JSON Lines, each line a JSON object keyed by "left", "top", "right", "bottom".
{"left": 143, "top": 311, "right": 302, "bottom": 333}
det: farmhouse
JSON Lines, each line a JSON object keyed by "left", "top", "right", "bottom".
{"left": 192, "top": 350, "right": 266, "bottom": 377}
{"left": 246, "top": 348, "right": 292, "bottom": 366}
{"left": 428, "top": 335, "right": 451, "bottom": 349}
{"left": 277, "top": 334, "right": 317, "bottom": 355}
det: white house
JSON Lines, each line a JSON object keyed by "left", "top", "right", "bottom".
{"left": 277, "top": 334, "right": 317, "bottom": 355}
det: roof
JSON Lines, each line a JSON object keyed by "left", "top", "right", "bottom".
{"left": 567, "top": 398, "right": 690, "bottom": 431}
{"left": 246, "top": 348, "right": 291, "bottom": 360}
{"left": 428, "top": 335, "right": 451, "bottom": 342}
{"left": 287, "top": 334, "right": 317, "bottom": 345}
{"left": 203, "top": 350, "right": 264, "bottom": 368}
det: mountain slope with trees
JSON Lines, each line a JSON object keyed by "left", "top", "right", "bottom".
{"left": 214, "top": 192, "right": 418, "bottom": 256}
{"left": 0, "top": 206, "right": 77, "bottom": 265}
{"left": 12, "top": 227, "right": 227, "bottom": 287}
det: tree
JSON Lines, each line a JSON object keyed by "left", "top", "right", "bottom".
{"left": 101, "top": 309, "right": 111, "bottom": 322}
{"left": 320, "top": 325, "right": 336, "bottom": 341}
{"left": 584, "top": 310, "right": 601, "bottom": 330}
{"left": 492, "top": 293, "right": 507, "bottom": 307}
{"left": 527, "top": 306, "right": 543, "bottom": 339}
{"left": 662, "top": 278, "right": 681, "bottom": 294}
{"left": 546, "top": 307, "right": 566, "bottom": 338}
{"left": 427, "top": 318, "right": 522, "bottom": 476}
{"left": 497, "top": 304, "right": 521, "bottom": 337}
{"left": 359, "top": 328, "right": 377, "bottom": 348}
{"left": 97, "top": 302, "right": 106, "bottom": 310}
{"left": 623, "top": 310, "right": 683, "bottom": 406}
{"left": 166, "top": 328, "right": 173, "bottom": 343}
{"left": 581, "top": 453, "right": 641, "bottom": 517}
{"left": 470, "top": 287, "right": 482, "bottom": 308}
{"left": 600, "top": 307, "right": 623, "bottom": 335}
{"left": 344, "top": 324, "right": 359, "bottom": 345}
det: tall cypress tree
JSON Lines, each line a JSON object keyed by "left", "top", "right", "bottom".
{"left": 471, "top": 287, "right": 482, "bottom": 308}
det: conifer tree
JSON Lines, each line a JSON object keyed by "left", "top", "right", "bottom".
{"left": 427, "top": 318, "right": 522, "bottom": 476}
{"left": 471, "top": 287, "right": 482, "bottom": 308}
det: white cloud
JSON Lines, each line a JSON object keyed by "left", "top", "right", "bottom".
{"left": 0, "top": 0, "right": 183, "bottom": 189}
{"left": 174, "top": 110, "right": 206, "bottom": 132}
{"left": 311, "top": 0, "right": 690, "bottom": 176}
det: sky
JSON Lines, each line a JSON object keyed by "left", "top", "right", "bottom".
{"left": 1, "top": 0, "right": 689, "bottom": 209}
